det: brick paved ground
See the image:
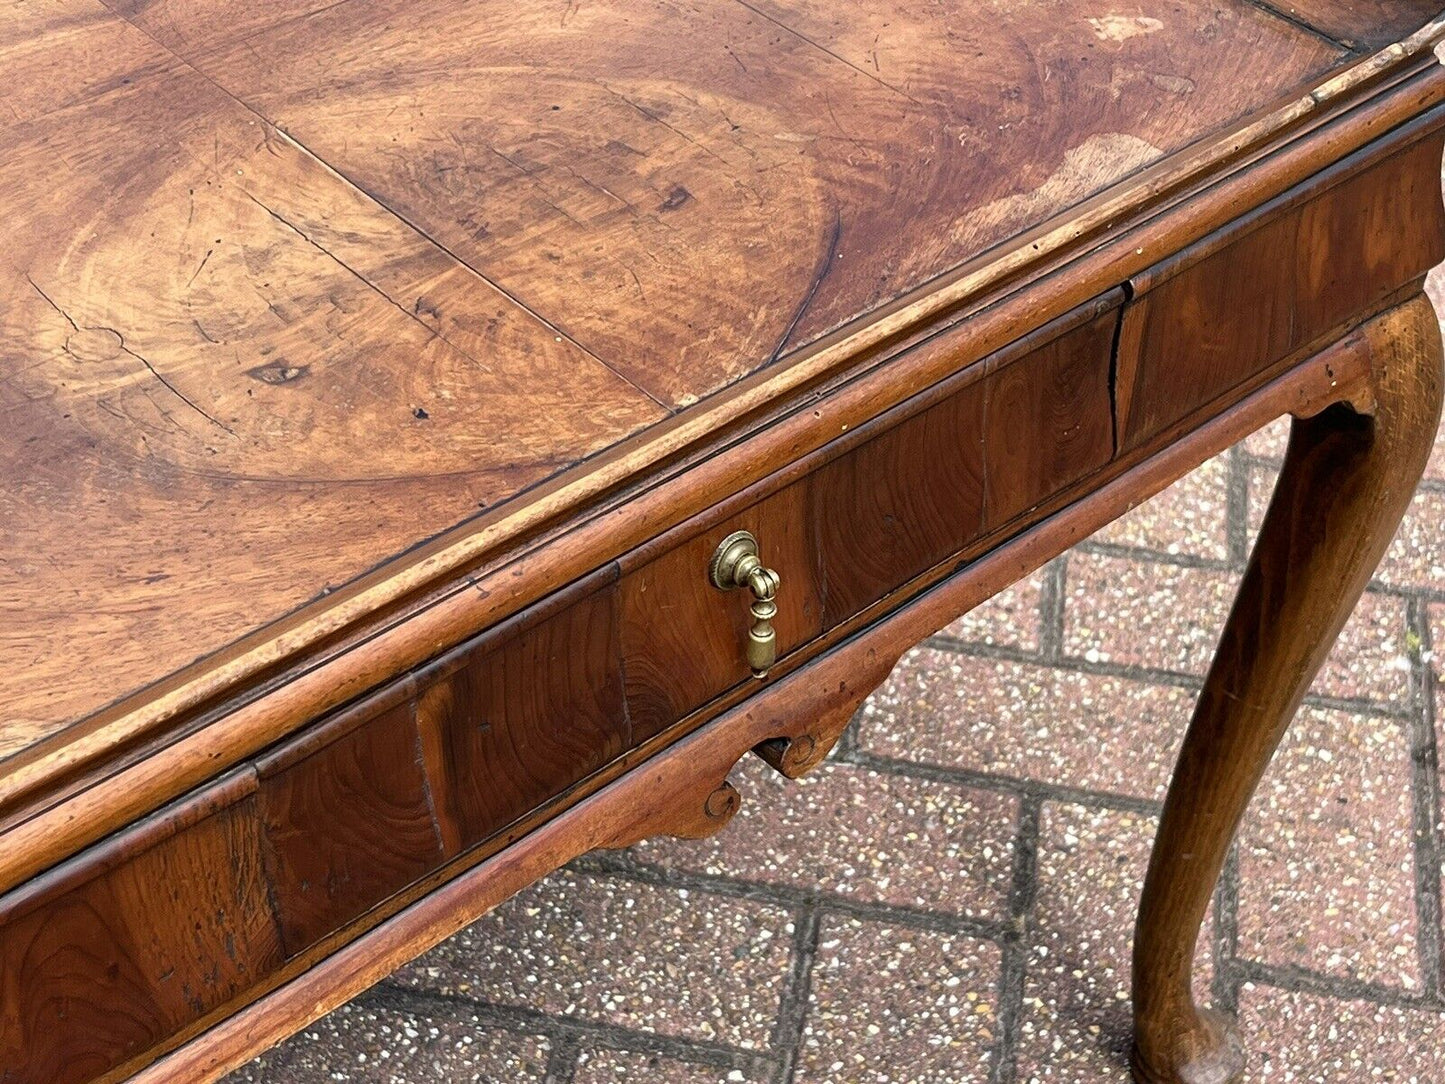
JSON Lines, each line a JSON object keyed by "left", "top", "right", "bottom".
{"left": 232, "top": 283, "right": 1445, "bottom": 1083}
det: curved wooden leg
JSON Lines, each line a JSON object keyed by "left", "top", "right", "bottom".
{"left": 1130, "top": 295, "right": 1444, "bottom": 1084}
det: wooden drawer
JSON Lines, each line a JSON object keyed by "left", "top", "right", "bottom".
{"left": 0, "top": 774, "right": 284, "bottom": 1084}
{"left": 619, "top": 483, "right": 824, "bottom": 741}
{"left": 1116, "top": 131, "right": 1445, "bottom": 451}
{"left": 254, "top": 575, "right": 631, "bottom": 958}
{"left": 981, "top": 307, "right": 1120, "bottom": 527}
{"left": 413, "top": 583, "right": 631, "bottom": 854}
{"left": 255, "top": 693, "right": 444, "bottom": 956}
{"left": 619, "top": 294, "right": 1117, "bottom": 728}
{"left": 809, "top": 366, "right": 987, "bottom": 624}
{"left": 813, "top": 296, "right": 1117, "bottom": 624}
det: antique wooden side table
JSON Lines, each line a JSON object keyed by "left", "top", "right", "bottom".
{"left": 3, "top": 3, "right": 1444, "bottom": 1082}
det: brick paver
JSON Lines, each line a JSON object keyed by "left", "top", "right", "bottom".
{"left": 1013, "top": 803, "right": 1214, "bottom": 1084}
{"left": 1235, "top": 708, "right": 1420, "bottom": 991}
{"left": 942, "top": 570, "right": 1048, "bottom": 653}
{"left": 231, "top": 287, "right": 1445, "bottom": 1084}
{"left": 572, "top": 1048, "right": 766, "bottom": 1084}
{"left": 1237, "top": 986, "right": 1445, "bottom": 1082}
{"left": 392, "top": 869, "right": 795, "bottom": 1050}
{"left": 859, "top": 651, "right": 1192, "bottom": 803}
{"left": 1091, "top": 453, "right": 1232, "bottom": 562}
{"left": 634, "top": 757, "right": 1018, "bottom": 918}
{"left": 1062, "top": 552, "right": 1412, "bottom": 705}
{"left": 797, "top": 918, "right": 1002, "bottom": 1083}
{"left": 228, "top": 999, "right": 553, "bottom": 1082}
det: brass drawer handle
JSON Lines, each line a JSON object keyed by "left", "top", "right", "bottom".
{"left": 708, "top": 530, "right": 780, "bottom": 679}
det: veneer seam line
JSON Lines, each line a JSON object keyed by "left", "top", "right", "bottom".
{"left": 4, "top": 14, "right": 1443, "bottom": 831}
{"left": 91, "top": 0, "right": 676, "bottom": 416}
{"left": 1239, "top": 0, "right": 1358, "bottom": 52}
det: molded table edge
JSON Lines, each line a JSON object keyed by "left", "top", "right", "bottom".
{"left": 2, "top": 18, "right": 1443, "bottom": 882}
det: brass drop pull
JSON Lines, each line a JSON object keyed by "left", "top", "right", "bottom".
{"left": 708, "top": 530, "right": 780, "bottom": 679}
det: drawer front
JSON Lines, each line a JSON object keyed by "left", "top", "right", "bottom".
{"left": 247, "top": 293, "right": 1115, "bottom": 964}
{"left": 1116, "top": 131, "right": 1445, "bottom": 451}
{"left": 621, "top": 295, "right": 1117, "bottom": 730}
{"left": 619, "top": 481, "right": 824, "bottom": 741}
{"left": 256, "top": 697, "right": 444, "bottom": 956}
{"left": 254, "top": 582, "right": 632, "bottom": 961}
{"left": 810, "top": 371, "right": 987, "bottom": 625}
{"left": 414, "top": 586, "right": 630, "bottom": 852}
{"left": 0, "top": 777, "right": 284, "bottom": 1084}
{"left": 808, "top": 297, "right": 1117, "bottom": 626}
{"left": 982, "top": 311, "right": 1118, "bottom": 527}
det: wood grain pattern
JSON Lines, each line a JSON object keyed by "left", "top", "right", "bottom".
{"left": 0, "top": 0, "right": 1434, "bottom": 782}
{"left": 811, "top": 370, "right": 989, "bottom": 624}
{"left": 620, "top": 482, "right": 823, "bottom": 741}
{"left": 0, "top": 0, "right": 665, "bottom": 754}
{"left": 117, "top": 0, "right": 1343, "bottom": 408}
{"left": 256, "top": 699, "right": 443, "bottom": 957}
{"left": 1132, "top": 295, "right": 1444, "bottom": 1084}
{"left": 1116, "top": 130, "right": 1445, "bottom": 449}
{"left": 807, "top": 297, "right": 1118, "bottom": 625}
{"left": 0, "top": 296, "right": 1390, "bottom": 1084}
{"left": 1268, "top": 0, "right": 1440, "bottom": 48}
{"left": 0, "top": 782, "right": 282, "bottom": 1084}
{"left": 982, "top": 309, "right": 1118, "bottom": 529}
{"left": 19, "top": 64, "right": 1430, "bottom": 889}
{"left": 416, "top": 587, "right": 631, "bottom": 852}
{"left": 0, "top": 292, "right": 1122, "bottom": 1084}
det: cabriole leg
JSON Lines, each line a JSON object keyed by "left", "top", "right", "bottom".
{"left": 1131, "top": 295, "right": 1444, "bottom": 1084}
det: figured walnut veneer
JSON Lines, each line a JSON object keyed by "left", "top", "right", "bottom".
{"left": 0, "top": 0, "right": 1372, "bottom": 752}
{"left": 3, "top": 3, "right": 1445, "bottom": 1083}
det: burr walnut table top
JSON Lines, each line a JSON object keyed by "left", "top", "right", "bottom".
{"left": 6, "top": 4, "right": 1445, "bottom": 1083}
{"left": 1, "top": 0, "right": 1435, "bottom": 765}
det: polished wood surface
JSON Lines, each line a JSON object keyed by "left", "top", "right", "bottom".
{"left": 0, "top": 0, "right": 1412, "bottom": 761}
{"left": 0, "top": 773, "right": 283, "bottom": 1084}
{"left": 619, "top": 480, "right": 823, "bottom": 740}
{"left": 812, "top": 368, "right": 990, "bottom": 622}
{"left": 5, "top": 8, "right": 1442, "bottom": 867}
{"left": 4, "top": 4, "right": 1445, "bottom": 1083}
{"left": 982, "top": 310, "right": 1117, "bottom": 526}
{"left": 0, "top": 0, "right": 664, "bottom": 751}
{"left": 417, "top": 584, "right": 631, "bottom": 850}
{"left": 1281, "top": 0, "right": 1441, "bottom": 45}
{"left": 1117, "top": 129, "right": 1445, "bottom": 449}
{"left": 115, "top": 0, "right": 1343, "bottom": 398}
{"left": 0, "top": 288, "right": 1152, "bottom": 1083}
{"left": 256, "top": 699, "right": 443, "bottom": 956}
